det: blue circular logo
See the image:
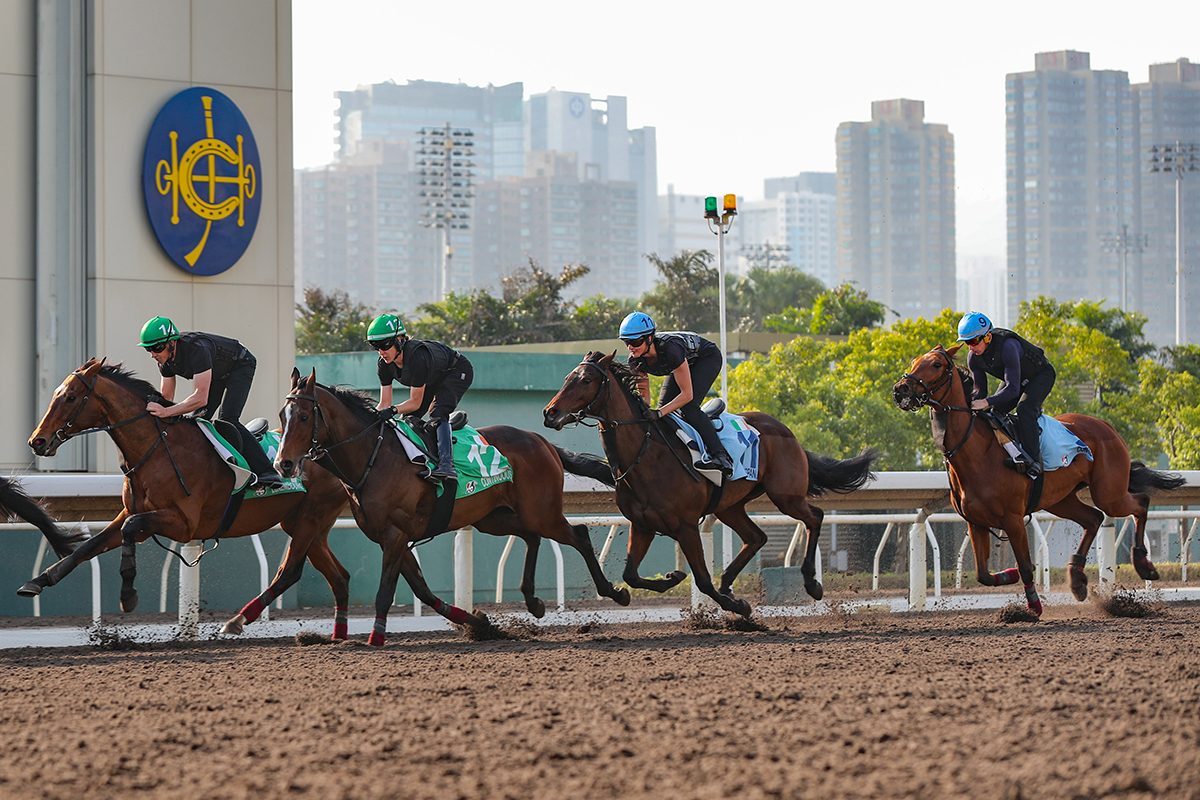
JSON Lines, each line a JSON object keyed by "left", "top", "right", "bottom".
{"left": 142, "top": 87, "right": 262, "bottom": 276}
{"left": 569, "top": 96, "right": 585, "bottom": 118}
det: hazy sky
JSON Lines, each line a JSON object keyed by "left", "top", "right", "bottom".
{"left": 293, "top": 0, "right": 1198, "bottom": 265}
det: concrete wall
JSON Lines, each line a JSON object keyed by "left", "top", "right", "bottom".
{"left": 2, "top": 0, "right": 293, "bottom": 472}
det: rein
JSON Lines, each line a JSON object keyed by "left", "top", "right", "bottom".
{"left": 285, "top": 389, "right": 388, "bottom": 496}
{"left": 900, "top": 350, "right": 977, "bottom": 462}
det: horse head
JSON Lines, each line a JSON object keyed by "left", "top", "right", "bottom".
{"left": 543, "top": 351, "right": 615, "bottom": 430}
{"left": 29, "top": 358, "right": 111, "bottom": 457}
{"left": 276, "top": 367, "right": 323, "bottom": 478}
{"left": 892, "top": 344, "right": 964, "bottom": 412}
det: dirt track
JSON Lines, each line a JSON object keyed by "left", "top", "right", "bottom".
{"left": 1, "top": 600, "right": 1198, "bottom": 800}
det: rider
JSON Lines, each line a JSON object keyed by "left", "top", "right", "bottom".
{"left": 957, "top": 311, "right": 1057, "bottom": 479}
{"left": 619, "top": 311, "right": 735, "bottom": 478}
{"left": 367, "top": 313, "right": 473, "bottom": 482}
{"left": 139, "top": 316, "right": 284, "bottom": 488}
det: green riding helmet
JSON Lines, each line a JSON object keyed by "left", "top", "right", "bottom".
{"left": 366, "top": 313, "right": 407, "bottom": 342}
{"left": 139, "top": 316, "right": 180, "bottom": 348}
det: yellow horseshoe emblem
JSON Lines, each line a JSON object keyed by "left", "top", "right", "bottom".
{"left": 155, "top": 96, "right": 257, "bottom": 266}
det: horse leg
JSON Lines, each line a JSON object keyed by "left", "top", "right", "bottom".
{"left": 622, "top": 525, "right": 687, "bottom": 592}
{"left": 1044, "top": 493, "right": 1105, "bottom": 601}
{"left": 17, "top": 511, "right": 127, "bottom": 598}
{"left": 471, "top": 511, "right": 547, "bottom": 618}
{"left": 1001, "top": 515, "right": 1042, "bottom": 616}
{"left": 117, "top": 508, "right": 188, "bottom": 613}
{"left": 769, "top": 495, "right": 826, "bottom": 600}
{"left": 369, "top": 537, "right": 488, "bottom": 646}
{"left": 305, "top": 538, "right": 352, "bottom": 639}
{"left": 967, "top": 521, "right": 1018, "bottom": 588}
{"left": 568, "top": 522, "right": 630, "bottom": 606}
{"left": 713, "top": 504, "right": 769, "bottom": 596}
{"left": 1095, "top": 490, "right": 1157, "bottom": 581}
{"left": 672, "top": 522, "right": 753, "bottom": 617}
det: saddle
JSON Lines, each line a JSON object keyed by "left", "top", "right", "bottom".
{"left": 400, "top": 411, "right": 468, "bottom": 456}
{"left": 701, "top": 398, "right": 725, "bottom": 419}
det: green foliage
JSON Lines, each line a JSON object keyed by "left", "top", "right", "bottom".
{"left": 641, "top": 250, "right": 718, "bottom": 331}
{"left": 726, "top": 266, "right": 826, "bottom": 332}
{"left": 1160, "top": 345, "right": 1200, "bottom": 381}
{"left": 765, "top": 283, "right": 889, "bottom": 335}
{"left": 568, "top": 294, "right": 639, "bottom": 341}
{"left": 409, "top": 289, "right": 516, "bottom": 347}
{"left": 295, "top": 286, "right": 376, "bottom": 355}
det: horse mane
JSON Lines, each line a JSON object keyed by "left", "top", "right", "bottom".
{"left": 319, "top": 383, "right": 380, "bottom": 425}
{"left": 99, "top": 364, "right": 170, "bottom": 405}
{"left": 603, "top": 357, "right": 650, "bottom": 412}
{"left": 955, "top": 364, "right": 974, "bottom": 398}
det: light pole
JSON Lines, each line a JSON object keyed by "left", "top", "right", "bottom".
{"left": 705, "top": 194, "right": 737, "bottom": 400}
{"left": 417, "top": 124, "right": 474, "bottom": 300}
{"left": 1099, "top": 225, "right": 1147, "bottom": 312}
{"left": 1148, "top": 142, "right": 1199, "bottom": 344}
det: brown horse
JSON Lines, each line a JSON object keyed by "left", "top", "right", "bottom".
{"left": 0, "top": 476, "right": 88, "bottom": 559}
{"left": 25, "top": 359, "right": 354, "bottom": 638}
{"left": 892, "top": 344, "right": 1185, "bottom": 615}
{"left": 273, "top": 368, "right": 630, "bottom": 645}
{"left": 542, "top": 352, "right": 877, "bottom": 617}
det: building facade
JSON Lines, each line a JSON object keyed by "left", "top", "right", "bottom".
{"left": 837, "top": 100, "right": 956, "bottom": 321}
{"left": 656, "top": 186, "right": 741, "bottom": 273}
{"left": 741, "top": 173, "right": 837, "bottom": 286}
{"left": 2, "top": 0, "right": 294, "bottom": 473}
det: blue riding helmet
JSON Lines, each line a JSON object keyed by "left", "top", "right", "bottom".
{"left": 619, "top": 311, "right": 656, "bottom": 340}
{"left": 957, "top": 312, "right": 994, "bottom": 341}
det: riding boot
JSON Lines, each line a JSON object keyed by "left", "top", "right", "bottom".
{"left": 429, "top": 421, "right": 457, "bottom": 482}
{"left": 229, "top": 420, "right": 284, "bottom": 488}
{"left": 1015, "top": 412, "right": 1043, "bottom": 479}
{"left": 692, "top": 416, "right": 734, "bottom": 478}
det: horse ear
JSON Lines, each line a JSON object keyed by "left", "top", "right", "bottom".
{"left": 305, "top": 368, "right": 317, "bottom": 390}
{"left": 291, "top": 366, "right": 301, "bottom": 384}
{"left": 600, "top": 351, "right": 615, "bottom": 367}
{"left": 947, "top": 343, "right": 963, "bottom": 358}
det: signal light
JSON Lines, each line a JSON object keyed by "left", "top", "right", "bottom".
{"left": 705, "top": 196, "right": 719, "bottom": 220}
{"left": 723, "top": 194, "right": 737, "bottom": 215}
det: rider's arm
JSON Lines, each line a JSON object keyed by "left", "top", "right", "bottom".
{"left": 658, "top": 362, "right": 694, "bottom": 416}
{"left": 160, "top": 375, "right": 177, "bottom": 403}
{"left": 377, "top": 383, "right": 394, "bottom": 411}
{"left": 985, "top": 339, "right": 1024, "bottom": 408}
{"left": 393, "top": 384, "right": 425, "bottom": 415}
{"left": 149, "top": 369, "right": 211, "bottom": 418}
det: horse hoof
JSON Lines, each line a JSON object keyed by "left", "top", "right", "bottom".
{"left": 120, "top": 591, "right": 139, "bottom": 613}
{"left": 528, "top": 597, "right": 546, "bottom": 619}
{"left": 367, "top": 632, "right": 385, "bottom": 647}
{"left": 221, "top": 615, "right": 246, "bottom": 636}
{"left": 804, "top": 579, "right": 824, "bottom": 601}
{"left": 736, "top": 599, "right": 753, "bottom": 618}
{"left": 612, "top": 587, "right": 631, "bottom": 606}
{"left": 16, "top": 582, "right": 42, "bottom": 598}
{"left": 1069, "top": 566, "right": 1088, "bottom": 602}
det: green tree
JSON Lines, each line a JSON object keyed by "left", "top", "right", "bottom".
{"left": 1160, "top": 344, "right": 1200, "bottom": 381}
{"left": 765, "top": 283, "right": 889, "bottom": 335}
{"left": 409, "top": 289, "right": 515, "bottom": 347}
{"left": 295, "top": 286, "right": 375, "bottom": 355}
{"left": 1127, "top": 360, "right": 1200, "bottom": 468}
{"left": 501, "top": 261, "right": 590, "bottom": 343}
{"left": 641, "top": 250, "right": 718, "bottom": 331}
{"left": 567, "top": 294, "right": 638, "bottom": 341}
{"left": 726, "top": 265, "right": 825, "bottom": 331}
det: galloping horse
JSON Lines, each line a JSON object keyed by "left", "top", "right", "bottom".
{"left": 273, "top": 368, "right": 630, "bottom": 645}
{"left": 543, "top": 351, "right": 877, "bottom": 617}
{"left": 26, "top": 359, "right": 354, "bottom": 638}
{"left": 0, "top": 476, "right": 87, "bottom": 559}
{"left": 893, "top": 344, "right": 1184, "bottom": 615}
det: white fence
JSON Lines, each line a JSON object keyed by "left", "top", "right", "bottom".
{"left": 6, "top": 472, "right": 1200, "bottom": 638}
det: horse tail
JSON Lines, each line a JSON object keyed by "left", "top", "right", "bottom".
{"left": 552, "top": 445, "right": 616, "bottom": 488}
{"left": 0, "top": 476, "right": 87, "bottom": 559}
{"left": 1127, "top": 461, "right": 1187, "bottom": 495}
{"left": 805, "top": 448, "right": 879, "bottom": 498}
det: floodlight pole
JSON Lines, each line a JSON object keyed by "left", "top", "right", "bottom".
{"left": 706, "top": 195, "right": 737, "bottom": 400}
{"left": 1148, "top": 142, "right": 1199, "bottom": 345}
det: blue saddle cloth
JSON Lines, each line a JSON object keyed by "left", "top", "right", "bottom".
{"left": 670, "top": 412, "right": 760, "bottom": 481}
{"left": 1041, "top": 415, "right": 1093, "bottom": 471}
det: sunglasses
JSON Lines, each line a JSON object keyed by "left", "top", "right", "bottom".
{"left": 144, "top": 342, "right": 169, "bottom": 354}
{"left": 622, "top": 335, "right": 650, "bottom": 348}
{"left": 964, "top": 334, "right": 987, "bottom": 346}
{"left": 370, "top": 338, "right": 398, "bottom": 352}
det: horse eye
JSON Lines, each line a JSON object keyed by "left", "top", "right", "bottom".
{"left": 66, "top": 395, "right": 76, "bottom": 403}
{"left": 299, "top": 414, "right": 309, "bottom": 423}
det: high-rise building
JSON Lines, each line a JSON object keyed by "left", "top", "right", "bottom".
{"left": 526, "top": 89, "right": 658, "bottom": 291}
{"left": 837, "top": 100, "right": 955, "bottom": 321}
{"left": 1131, "top": 58, "right": 1200, "bottom": 346}
{"left": 1005, "top": 51, "right": 1135, "bottom": 326}
{"left": 473, "top": 152, "right": 641, "bottom": 300}
{"left": 741, "top": 173, "right": 837, "bottom": 286}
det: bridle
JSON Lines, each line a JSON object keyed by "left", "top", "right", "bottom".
{"left": 898, "top": 349, "right": 977, "bottom": 461}
{"left": 283, "top": 386, "right": 388, "bottom": 496}
{"left": 47, "top": 369, "right": 188, "bottom": 490}
{"left": 561, "top": 359, "right": 696, "bottom": 484}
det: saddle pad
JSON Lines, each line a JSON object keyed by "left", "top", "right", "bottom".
{"left": 1042, "top": 415, "right": 1094, "bottom": 471}
{"left": 392, "top": 420, "right": 514, "bottom": 499}
{"left": 670, "top": 411, "right": 760, "bottom": 486}
{"left": 195, "top": 421, "right": 304, "bottom": 497}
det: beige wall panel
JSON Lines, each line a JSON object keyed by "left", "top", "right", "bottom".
{"left": 275, "top": 0, "right": 291, "bottom": 91}
{"left": 192, "top": 0, "right": 277, "bottom": 89}
{"left": 91, "top": 75, "right": 191, "bottom": 283}
{"left": 194, "top": 283, "right": 290, "bottom": 418}
{"left": 96, "top": 0, "right": 190, "bottom": 82}
{"left": 0, "top": 0, "right": 35, "bottom": 76}
{"left": 276, "top": 91, "right": 294, "bottom": 289}
{"left": 0, "top": 278, "right": 38, "bottom": 469}
{"left": 0, "top": 75, "right": 35, "bottom": 281}
{"left": 276, "top": 285, "right": 297, "bottom": 379}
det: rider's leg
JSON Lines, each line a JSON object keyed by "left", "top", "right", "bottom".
{"left": 428, "top": 359, "right": 473, "bottom": 482}
{"left": 1014, "top": 368, "right": 1055, "bottom": 478}
{"left": 664, "top": 350, "right": 733, "bottom": 476}
{"left": 220, "top": 361, "right": 283, "bottom": 487}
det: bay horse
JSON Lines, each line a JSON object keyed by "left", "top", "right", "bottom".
{"left": 273, "top": 367, "right": 630, "bottom": 646}
{"left": 892, "top": 344, "right": 1185, "bottom": 615}
{"left": 0, "top": 475, "right": 88, "bottom": 559}
{"left": 25, "top": 358, "right": 354, "bottom": 638}
{"left": 542, "top": 351, "right": 877, "bottom": 617}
